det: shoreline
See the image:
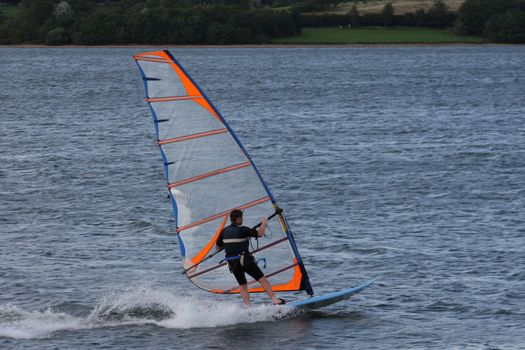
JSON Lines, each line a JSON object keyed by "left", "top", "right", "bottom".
{"left": 0, "top": 43, "right": 519, "bottom": 48}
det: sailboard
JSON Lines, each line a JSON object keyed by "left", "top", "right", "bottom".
{"left": 132, "top": 50, "right": 374, "bottom": 307}
{"left": 288, "top": 278, "right": 376, "bottom": 310}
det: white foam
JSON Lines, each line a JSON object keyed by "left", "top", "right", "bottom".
{"left": 0, "top": 285, "right": 292, "bottom": 339}
{"left": 0, "top": 304, "right": 83, "bottom": 339}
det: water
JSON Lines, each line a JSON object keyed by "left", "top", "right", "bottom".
{"left": 1, "top": 46, "right": 524, "bottom": 349}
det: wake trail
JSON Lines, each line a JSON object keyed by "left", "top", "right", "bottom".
{"left": 0, "top": 286, "right": 294, "bottom": 339}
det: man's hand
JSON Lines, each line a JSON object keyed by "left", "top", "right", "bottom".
{"left": 257, "top": 218, "right": 268, "bottom": 237}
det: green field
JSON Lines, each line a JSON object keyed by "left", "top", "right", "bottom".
{"left": 273, "top": 27, "right": 485, "bottom": 44}
{"left": 0, "top": 4, "right": 22, "bottom": 17}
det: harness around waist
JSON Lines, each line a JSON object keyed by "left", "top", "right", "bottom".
{"left": 223, "top": 252, "right": 247, "bottom": 266}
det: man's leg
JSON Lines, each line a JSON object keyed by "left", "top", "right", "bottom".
{"left": 230, "top": 261, "right": 250, "bottom": 305}
{"left": 244, "top": 255, "right": 285, "bottom": 305}
{"left": 239, "top": 284, "right": 250, "bottom": 306}
{"left": 258, "top": 276, "right": 282, "bottom": 304}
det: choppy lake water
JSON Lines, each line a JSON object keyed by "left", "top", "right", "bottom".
{"left": 1, "top": 46, "right": 524, "bottom": 349}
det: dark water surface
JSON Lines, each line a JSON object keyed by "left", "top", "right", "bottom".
{"left": 1, "top": 46, "right": 524, "bottom": 349}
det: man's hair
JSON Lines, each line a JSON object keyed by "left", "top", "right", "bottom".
{"left": 230, "top": 209, "right": 243, "bottom": 222}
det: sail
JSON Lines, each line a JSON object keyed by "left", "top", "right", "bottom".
{"left": 133, "top": 50, "right": 313, "bottom": 295}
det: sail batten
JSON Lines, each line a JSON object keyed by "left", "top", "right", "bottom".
{"left": 176, "top": 196, "right": 271, "bottom": 233}
{"left": 187, "top": 237, "right": 289, "bottom": 279}
{"left": 134, "top": 50, "right": 314, "bottom": 295}
{"left": 147, "top": 95, "right": 203, "bottom": 102}
{"left": 158, "top": 128, "right": 228, "bottom": 145}
{"left": 135, "top": 57, "right": 170, "bottom": 64}
{"left": 168, "top": 162, "right": 251, "bottom": 188}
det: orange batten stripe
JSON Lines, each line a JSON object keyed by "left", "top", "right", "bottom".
{"left": 158, "top": 128, "right": 227, "bottom": 146}
{"left": 146, "top": 95, "right": 203, "bottom": 103}
{"left": 169, "top": 162, "right": 251, "bottom": 189}
{"left": 222, "top": 262, "right": 299, "bottom": 293}
{"left": 176, "top": 196, "right": 271, "bottom": 233}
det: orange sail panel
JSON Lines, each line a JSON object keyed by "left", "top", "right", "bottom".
{"left": 133, "top": 50, "right": 313, "bottom": 295}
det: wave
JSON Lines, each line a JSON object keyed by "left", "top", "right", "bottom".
{"left": 0, "top": 285, "right": 293, "bottom": 339}
{"left": 0, "top": 304, "right": 83, "bottom": 339}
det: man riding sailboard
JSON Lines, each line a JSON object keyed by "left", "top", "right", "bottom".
{"left": 216, "top": 209, "right": 286, "bottom": 306}
{"left": 133, "top": 50, "right": 374, "bottom": 312}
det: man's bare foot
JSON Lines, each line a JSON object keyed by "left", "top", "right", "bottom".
{"left": 273, "top": 298, "right": 286, "bottom": 305}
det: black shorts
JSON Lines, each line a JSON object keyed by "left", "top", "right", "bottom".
{"left": 227, "top": 253, "right": 264, "bottom": 286}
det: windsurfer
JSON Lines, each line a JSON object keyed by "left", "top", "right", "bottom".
{"left": 216, "top": 209, "right": 286, "bottom": 306}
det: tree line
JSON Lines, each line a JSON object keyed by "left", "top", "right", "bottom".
{"left": 300, "top": 0, "right": 525, "bottom": 43}
{"left": 0, "top": 0, "right": 301, "bottom": 45}
{"left": 301, "top": 1, "right": 455, "bottom": 29}
{"left": 1, "top": 0, "right": 524, "bottom": 44}
{"left": 457, "top": 0, "right": 525, "bottom": 43}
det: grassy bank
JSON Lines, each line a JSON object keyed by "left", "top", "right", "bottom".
{"left": 273, "top": 27, "right": 485, "bottom": 44}
{"left": 328, "top": 0, "right": 464, "bottom": 15}
{"left": 0, "top": 4, "right": 21, "bottom": 18}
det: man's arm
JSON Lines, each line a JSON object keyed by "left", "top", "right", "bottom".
{"left": 256, "top": 218, "right": 268, "bottom": 238}
{"left": 215, "top": 230, "right": 224, "bottom": 250}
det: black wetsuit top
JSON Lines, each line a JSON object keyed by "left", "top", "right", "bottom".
{"left": 216, "top": 223, "right": 258, "bottom": 255}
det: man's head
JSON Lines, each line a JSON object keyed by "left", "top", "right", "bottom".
{"left": 230, "top": 209, "right": 243, "bottom": 225}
